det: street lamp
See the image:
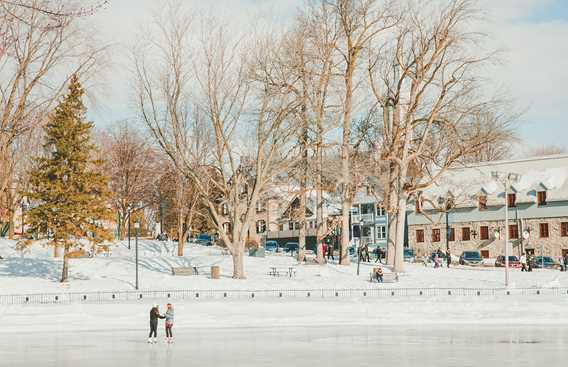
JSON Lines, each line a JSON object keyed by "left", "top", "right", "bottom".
{"left": 492, "top": 171, "right": 520, "bottom": 287}
{"left": 134, "top": 221, "right": 140, "bottom": 290}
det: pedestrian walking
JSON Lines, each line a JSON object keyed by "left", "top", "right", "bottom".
{"left": 564, "top": 254, "right": 568, "bottom": 272}
{"left": 527, "top": 254, "right": 533, "bottom": 272}
{"left": 434, "top": 253, "right": 440, "bottom": 268}
{"left": 520, "top": 253, "right": 527, "bottom": 272}
{"left": 164, "top": 303, "right": 174, "bottom": 343}
{"left": 148, "top": 304, "right": 165, "bottom": 344}
{"left": 446, "top": 250, "right": 451, "bottom": 268}
{"left": 327, "top": 242, "right": 335, "bottom": 261}
{"left": 362, "top": 243, "right": 370, "bottom": 262}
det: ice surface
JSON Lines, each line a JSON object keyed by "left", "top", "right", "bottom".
{"left": 1, "top": 323, "right": 567, "bottom": 367}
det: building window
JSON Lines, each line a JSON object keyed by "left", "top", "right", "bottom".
{"left": 376, "top": 206, "right": 386, "bottom": 216}
{"left": 478, "top": 196, "right": 487, "bottom": 210}
{"left": 279, "top": 224, "right": 284, "bottom": 231}
{"left": 537, "top": 191, "right": 547, "bottom": 206}
{"left": 432, "top": 229, "right": 441, "bottom": 242}
{"left": 448, "top": 227, "right": 455, "bottom": 242}
{"left": 480, "top": 226, "right": 489, "bottom": 240}
{"left": 362, "top": 226, "right": 372, "bottom": 237}
{"left": 509, "top": 224, "right": 519, "bottom": 239}
{"left": 562, "top": 222, "right": 568, "bottom": 237}
{"left": 288, "top": 221, "right": 294, "bottom": 230}
{"left": 256, "top": 201, "right": 266, "bottom": 212}
{"left": 416, "top": 229, "right": 425, "bottom": 243}
{"left": 462, "top": 227, "right": 471, "bottom": 241}
{"left": 294, "top": 222, "right": 300, "bottom": 230}
{"left": 361, "top": 203, "right": 374, "bottom": 215}
{"left": 376, "top": 225, "right": 386, "bottom": 240}
{"left": 507, "top": 193, "right": 516, "bottom": 208}
{"left": 222, "top": 222, "right": 232, "bottom": 234}
{"left": 540, "top": 223, "right": 549, "bottom": 238}
{"left": 256, "top": 220, "right": 266, "bottom": 234}
{"left": 222, "top": 203, "right": 229, "bottom": 215}
{"left": 351, "top": 205, "right": 360, "bottom": 215}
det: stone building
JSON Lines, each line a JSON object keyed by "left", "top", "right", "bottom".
{"left": 407, "top": 154, "right": 568, "bottom": 259}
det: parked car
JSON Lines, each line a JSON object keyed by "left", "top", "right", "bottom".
{"left": 459, "top": 251, "right": 483, "bottom": 266}
{"left": 533, "top": 256, "right": 560, "bottom": 269}
{"left": 404, "top": 248, "right": 415, "bottom": 263}
{"left": 284, "top": 242, "right": 299, "bottom": 255}
{"left": 195, "top": 233, "right": 213, "bottom": 246}
{"left": 495, "top": 255, "right": 521, "bottom": 268}
{"left": 264, "top": 240, "right": 278, "bottom": 252}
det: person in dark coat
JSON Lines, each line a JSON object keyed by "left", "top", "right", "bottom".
{"left": 148, "top": 304, "right": 165, "bottom": 343}
{"left": 446, "top": 250, "right": 451, "bottom": 268}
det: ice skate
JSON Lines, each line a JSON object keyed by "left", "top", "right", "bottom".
{"left": 147, "top": 338, "right": 153, "bottom": 344}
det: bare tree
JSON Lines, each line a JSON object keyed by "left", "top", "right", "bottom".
{"left": 101, "top": 121, "right": 159, "bottom": 241}
{"left": 323, "top": 0, "right": 399, "bottom": 265}
{"left": 367, "top": 0, "right": 515, "bottom": 272}
{"left": 133, "top": 4, "right": 296, "bottom": 278}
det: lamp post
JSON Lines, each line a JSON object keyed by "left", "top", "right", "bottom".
{"left": 492, "top": 171, "right": 520, "bottom": 287}
{"left": 134, "top": 221, "right": 140, "bottom": 290}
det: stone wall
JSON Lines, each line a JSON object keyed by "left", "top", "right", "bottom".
{"left": 408, "top": 216, "right": 568, "bottom": 259}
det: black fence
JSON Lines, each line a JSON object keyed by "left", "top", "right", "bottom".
{"left": 0, "top": 287, "right": 566, "bottom": 305}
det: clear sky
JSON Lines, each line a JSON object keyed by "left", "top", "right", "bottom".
{"left": 85, "top": 0, "right": 568, "bottom": 153}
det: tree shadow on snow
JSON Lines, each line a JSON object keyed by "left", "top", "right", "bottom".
{"left": 0, "top": 257, "right": 62, "bottom": 281}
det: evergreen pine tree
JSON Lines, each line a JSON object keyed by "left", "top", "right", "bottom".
{"left": 25, "top": 75, "right": 113, "bottom": 282}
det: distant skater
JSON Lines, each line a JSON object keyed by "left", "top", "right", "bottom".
{"left": 148, "top": 304, "right": 165, "bottom": 344}
{"left": 165, "top": 303, "right": 174, "bottom": 343}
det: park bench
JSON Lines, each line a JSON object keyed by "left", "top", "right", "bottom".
{"left": 171, "top": 266, "right": 199, "bottom": 276}
{"left": 268, "top": 266, "right": 297, "bottom": 278}
{"left": 369, "top": 268, "right": 399, "bottom": 283}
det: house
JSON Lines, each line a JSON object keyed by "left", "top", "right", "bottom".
{"left": 407, "top": 154, "right": 568, "bottom": 259}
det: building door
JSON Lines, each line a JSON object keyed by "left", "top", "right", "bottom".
{"left": 562, "top": 249, "right": 568, "bottom": 257}
{"left": 480, "top": 250, "right": 489, "bottom": 259}
{"left": 526, "top": 248, "right": 535, "bottom": 256}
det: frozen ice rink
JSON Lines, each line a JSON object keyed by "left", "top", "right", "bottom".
{"left": 2, "top": 324, "right": 568, "bottom": 367}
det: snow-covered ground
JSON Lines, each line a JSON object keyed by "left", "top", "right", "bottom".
{"left": 1, "top": 238, "right": 567, "bottom": 295}
{"left": 2, "top": 239, "right": 568, "bottom": 366}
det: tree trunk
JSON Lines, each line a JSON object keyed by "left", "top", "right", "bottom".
{"left": 387, "top": 212, "right": 397, "bottom": 266}
{"left": 60, "top": 246, "right": 69, "bottom": 282}
{"left": 298, "top": 190, "right": 306, "bottom": 263}
{"left": 340, "top": 200, "right": 351, "bottom": 265}
{"left": 53, "top": 244, "right": 61, "bottom": 258}
{"left": 315, "top": 186, "right": 324, "bottom": 264}
{"left": 231, "top": 246, "right": 246, "bottom": 279}
{"left": 8, "top": 206, "right": 14, "bottom": 239}
{"left": 393, "top": 192, "right": 407, "bottom": 273}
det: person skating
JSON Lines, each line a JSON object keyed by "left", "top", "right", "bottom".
{"left": 164, "top": 303, "right": 174, "bottom": 344}
{"left": 148, "top": 304, "right": 165, "bottom": 344}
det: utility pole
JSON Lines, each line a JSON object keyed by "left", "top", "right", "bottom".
{"left": 492, "top": 171, "right": 520, "bottom": 288}
{"left": 135, "top": 221, "right": 140, "bottom": 290}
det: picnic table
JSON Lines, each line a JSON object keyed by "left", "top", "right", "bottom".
{"left": 268, "top": 266, "right": 297, "bottom": 278}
